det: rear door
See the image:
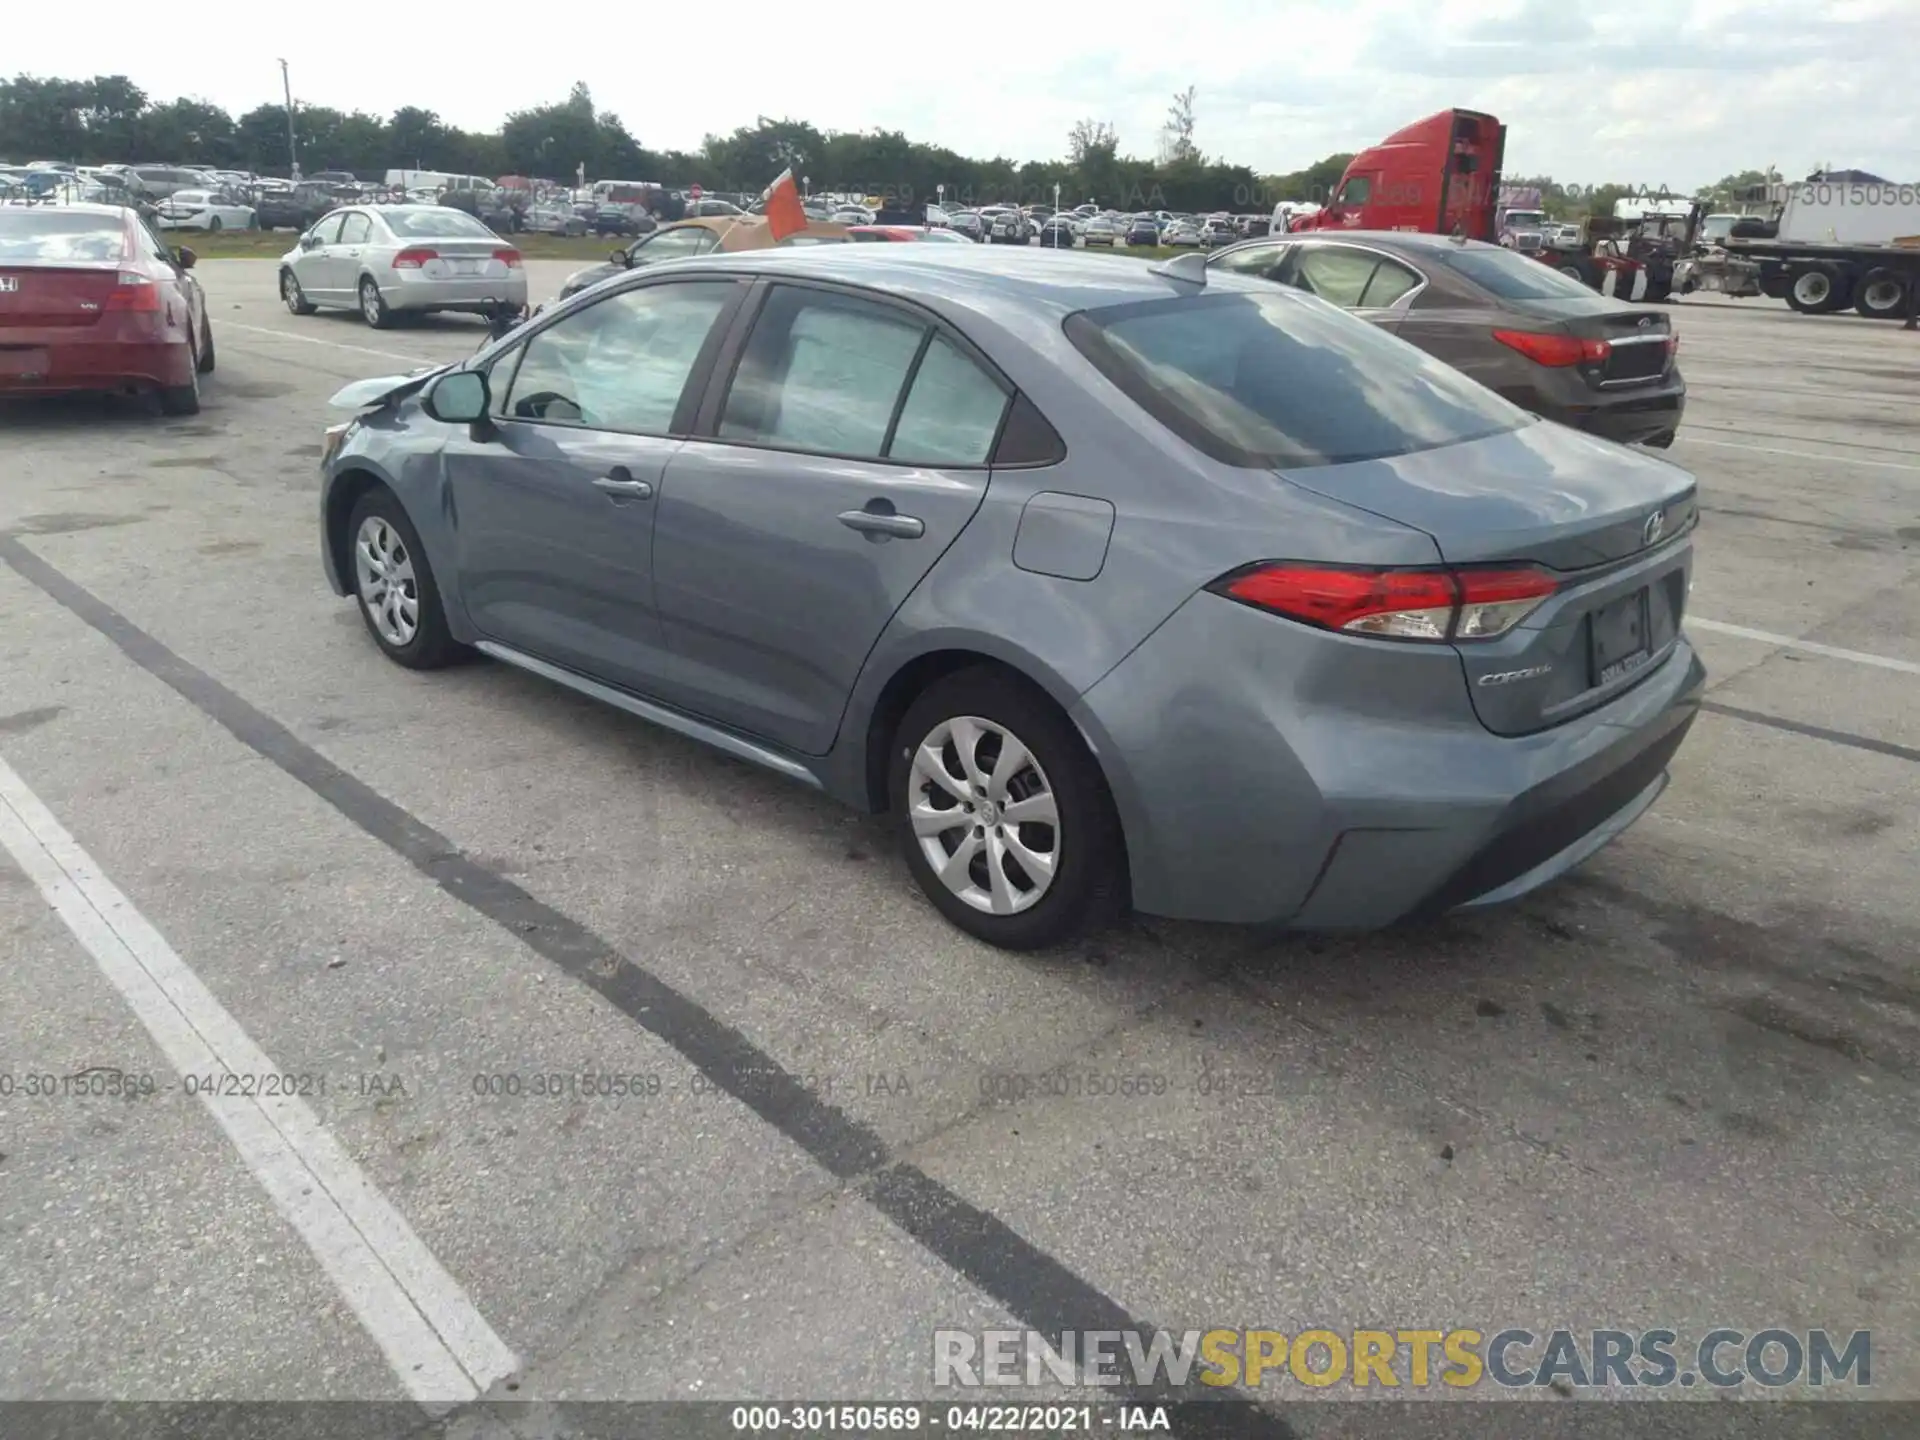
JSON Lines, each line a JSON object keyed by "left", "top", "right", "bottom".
{"left": 650, "top": 280, "right": 1007, "bottom": 755}
{"left": 330, "top": 210, "right": 373, "bottom": 294}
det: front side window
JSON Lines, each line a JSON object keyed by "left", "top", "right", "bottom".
{"left": 501, "top": 281, "right": 736, "bottom": 433}
{"left": 719, "top": 286, "right": 930, "bottom": 459}
{"left": 1337, "top": 175, "right": 1373, "bottom": 205}
{"left": 1064, "top": 289, "right": 1529, "bottom": 469}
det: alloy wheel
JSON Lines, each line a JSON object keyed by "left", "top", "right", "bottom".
{"left": 907, "top": 715, "right": 1060, "bottom": 916}
{"left": 353, "top": 515, "right": 419, "bottom": 647}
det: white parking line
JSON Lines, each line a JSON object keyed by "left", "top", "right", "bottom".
{"left": 1689, "top": 618, "right": 1920, "bottom": 676}
{"left": 1678, "top": 434, "right": 1920, "bottom": 474}
{"left": 0, "top": 755, "right": 517, "bottom": 1408}
{"left": 222, "top": 321, "right": 438, "bottom": 367}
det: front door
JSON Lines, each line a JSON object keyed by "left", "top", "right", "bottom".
{"left": 442, "top": 277, "right": 746, "bottom": 693}
{"left": 651, "top": 281, "right": 1008, "bottom": 755}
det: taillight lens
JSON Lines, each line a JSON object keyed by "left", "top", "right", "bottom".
{"left": 1665, "top": 334, "right": 1680, "bottom": 356}
{"left": 493, "top": 248, "right": 522, "bottom": 268}
{"left": 103, "top": 270, "right": 161, "bottom": 312}
{"left": 1212, "top": 563, "right": 1558, "bottom": 642}
{"left": 1492, "top": 329, "right": 1609, "bottom": 367}
{"left": 391, "top": 247, "right": 438, "bottom": 269}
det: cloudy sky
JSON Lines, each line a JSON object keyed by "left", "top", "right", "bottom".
{"left": 11, "top": 0, "right": 1918, "bottom": 187}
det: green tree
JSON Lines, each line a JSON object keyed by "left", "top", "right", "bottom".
{"left": 137, "top": 99, "right": 238, "bottom": 165}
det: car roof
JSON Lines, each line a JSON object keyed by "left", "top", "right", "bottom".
{"left": 665, "top": 243, "right": 1277, "bottom": 315}
{"left": 0, "top": 201, "right": 132, "bottom": 220}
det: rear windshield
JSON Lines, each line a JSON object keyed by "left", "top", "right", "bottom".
{"left": 1443, "top": 247, "right": 1601, "bottom": 301}
{"left": 1065, "top": 289, "right": 1528, "bottom": 469}
{"left": 380, "top": 208, "right": 496, "bottom": 238}
{"left": 0, "top": 210, "right": 128, "bottom": 262}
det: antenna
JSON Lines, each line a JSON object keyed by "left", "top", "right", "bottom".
{"left": 1147, "top": 252, "right": 1208, "bottom": 286}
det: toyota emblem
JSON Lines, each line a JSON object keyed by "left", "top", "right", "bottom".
{"left": 1643, "top": 509, "right": 1667, "bottom": 546}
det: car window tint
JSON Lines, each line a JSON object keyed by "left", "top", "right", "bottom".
{"left": 1360, "top": 257, "right": 1423, "bottom": 307}
{"left": 1442, "top": 246, "right": 1605, "bottom": 300}
{"left": 1065, "top": 290, "right": 1528, "bottom": 469}
{"left": 1211, "top": 244, "right": 1288, "bottom": 281}
{"left": 887, "top": 334, "right": 1009, "bottom": 465}
{"left": 1294, "top": 247, "right": 1380, "bottom": 307}
{"left": 337, "top": 213, "right": 372, "bottom": 245}
{"left": 633, "top": 227, "right": 713, "bottom": 262}
{"left": 720, "top": 286, "right": 928, "bottom": 458}
{"left": 504, "top": 281, "right": 734, "bottom": 432}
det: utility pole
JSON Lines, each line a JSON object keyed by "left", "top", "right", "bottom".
{"left": 278, "top": 59, "right": 300, "bottom": 181}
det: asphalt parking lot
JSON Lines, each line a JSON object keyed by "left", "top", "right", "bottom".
{"left": 1, "top": 259, "right": 1916, "bottom": 1428}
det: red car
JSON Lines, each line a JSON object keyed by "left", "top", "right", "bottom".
{"left": 0, "top": 202, "right": 212, "bottom": 414}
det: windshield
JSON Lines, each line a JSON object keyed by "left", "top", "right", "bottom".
{"left": 1066, "top": 289, "right": 1527, "bottom": 469}
{"left": 1442, "top": 246, "right": 1605, "bottom": 301}
{"left": 380, "top": 207, "right": 496, "bottom": 238}
{"left": 1505, "top": 211, "right": 1547, "bottom": 227}
{"left": 0, "top": 209, "right": 129, "bottom": 261}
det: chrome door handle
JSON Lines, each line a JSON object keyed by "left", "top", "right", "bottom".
{"left": 838, "top": 509, "right": 924, "bottom": 539}
{"left": 594, "top": 472, "right": 653, "bottom": 499}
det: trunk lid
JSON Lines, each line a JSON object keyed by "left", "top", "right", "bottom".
{"left": 1516, "top": 297, "right": 1678, "bottom": 389}
{"left": 0, "top": 261, "right": 123, "bottom": 328}
{"left": 1279, "top": 420, "right": 1698, "bottom": 736}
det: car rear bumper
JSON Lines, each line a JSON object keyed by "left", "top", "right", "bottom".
{"left": 382, "top": 273, "right": 528, "bottom": 313}
{"left": 1072, "top": 591, "right": 1706, "bottom": 929}
{"left": 0, "top": 334, "right": 194, "bottom": 394}
{"left": 1529, "top": 372, "right": 1686, "bottom": 447}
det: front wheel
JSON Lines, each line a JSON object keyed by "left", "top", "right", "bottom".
{"left": 890, "top": 668, "right": 1125, "bottom": 950}
{"left": 345, "top": 490, "right": 462, "bottom": 669}
{"left": 282, "top": 269, "right": 317, "bottom": 315}
{"left": 360, "top": 277, "right": 394, "bottom": 329}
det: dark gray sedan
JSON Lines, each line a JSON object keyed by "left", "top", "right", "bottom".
{"left": 316, "top": 246, "right": 1703, "bottom": 949}
{"left": 1208, "top": 231, "right": 1687, "bottom": 448}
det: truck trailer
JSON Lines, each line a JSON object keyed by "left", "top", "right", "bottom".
{"left": 1674, "top": 179, "right": 1920, "bottom": 323}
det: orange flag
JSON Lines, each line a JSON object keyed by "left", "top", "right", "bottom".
{"left": 762, "top": 169, "right": 807, "bottom": 241}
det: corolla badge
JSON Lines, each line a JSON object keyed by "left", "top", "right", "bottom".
{"left": 1643, "top": 509, "right": 1667, "bottom": 546}
{"left": 1477, "top": 664, "right": 1554, "bottom": 687}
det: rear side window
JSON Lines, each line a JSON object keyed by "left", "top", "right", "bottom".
{"left": 889, "top": 333, "right": 1010, "bottom": 465}
{"left": 1065, "top": 290, "right": 1528, "bottom": 469}
{"left": 719, "top": 286, "right": 927, "bottom": 458}
{"left": 338, "top": 213, "right": 372, "bottom": 245}
{"left": 0, "top": 211, "right": 128, "bottom": 262}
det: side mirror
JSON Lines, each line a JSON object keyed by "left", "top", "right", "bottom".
{"left": 301, "top": 233, "right": 321, "bottom": 250}
{"left": 609, "top": 249, "right": 630, "bottom": 267}
{"left": 422, "top": 370, "right": 490, "bottom": 425}
{"left": 174, "top": 247, "right": 197, "bottom": 270}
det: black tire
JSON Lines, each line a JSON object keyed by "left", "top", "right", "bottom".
{"left": 1853, "top": 267, "right": 1909, "bottom": 319}
{"left": 359, "top": 277, "right": 395, "bottom": 329}
{"left": 157, "top": 342, "right": 201, "bottom": 416}
{"left": 208, "top": 216, "right": 224, "bottom": 234}
{"left": 343, "top": 488, "right": 463, "bottom": 670}
{"left": 1557, "top": 255, "right": 1598, "bottom": 287}
{"left": 281, "top": 269, "right": 317, "bottom": 315}
{"left": 1784, "top": 266, "right": 1847, "bottom": 314}
{"left": 196, "top": 322, "right": 216, "bottom": 374}
{"left": 889, "top": 667, "right": 1125, "bottom": 950}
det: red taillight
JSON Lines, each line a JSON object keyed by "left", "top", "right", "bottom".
{"left": 1492, "top": 329, "right": 1609, "bottom": 367}
{"left": 102, "top": 270, "right": 161, "bottom": 312}
{"left": 1213, "top": 563, "right": 1559, "bottom": 642}
{"left": 1665, "top": 333, "right": 1680, "bottom": 356}
{"left": 391, "top": 247, "right": 439, "bottom": 269}
{"left": 493, "top": 248, "right": 522, "bottom": 268}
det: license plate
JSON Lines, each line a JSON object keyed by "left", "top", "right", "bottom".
{"left": 1591, "top": 588, "right": 1651, "bottom": 686}
{"left": 0, "top": 348, "right": 50, "bottom": 378}
{"left": 452, "top": 259, "right": 479, "bottom": 275}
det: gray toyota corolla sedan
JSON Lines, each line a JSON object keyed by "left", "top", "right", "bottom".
{"left": 316, "top": 245, "right": 1704, "bottom": 950}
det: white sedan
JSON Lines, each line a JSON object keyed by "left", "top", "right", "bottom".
{"left": 156, "top": 189, "right": 257, "bottom": 233}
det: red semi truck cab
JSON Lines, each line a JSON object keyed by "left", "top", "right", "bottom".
{"left": 1292, "top": 109, "right": 1506, "bottom": 240}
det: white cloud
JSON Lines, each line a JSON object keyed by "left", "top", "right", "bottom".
{"left": 6, "top": 0, "right": 1916, "bottom": 186}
